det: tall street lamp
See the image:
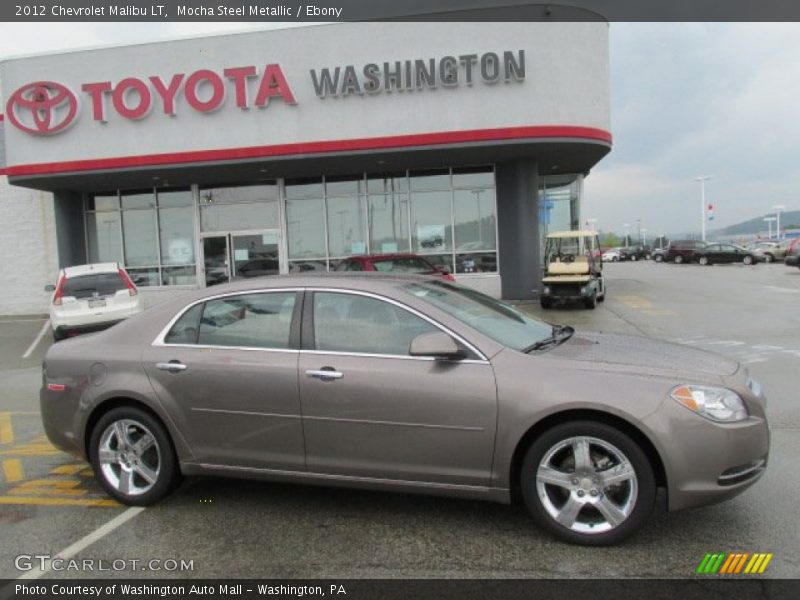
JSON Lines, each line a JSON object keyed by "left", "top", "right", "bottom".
{"left": 763, "top": 217, "right": 777, "bottom": 239}
{"left": 772, "top": 204, "right": 786, "bottom": 240}
{"left": 623, "top": 223, "right": 630, "bottom": 246}
{"left": 694, "top": 176, "right": 711, "bottom": 242}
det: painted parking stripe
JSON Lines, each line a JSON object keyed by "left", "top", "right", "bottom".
{"left": 2, "top": 459, "right": 24, "bottom": 482}
{"left": 0, "top": 413, "right": 13, "bottom": 445}
{"left": 22, "top": 320, "right": 50, "bottom": 359}
{"left": 17, "top": 506, "right": 144, "bottom": 580}
{"left": 0, "top": 496, "right": 118, "bottom": 507}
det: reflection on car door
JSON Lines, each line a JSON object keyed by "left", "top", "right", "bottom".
{"left": 143, "top": 291, "right": 305, "bottom": 470}
{"left": 298, "top": 291, "right": 498, "bottom": 487}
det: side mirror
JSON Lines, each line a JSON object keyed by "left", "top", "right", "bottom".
{"left": 44, "top": 284, "right": 55, "bottom": 292}
{"left": 409, "top": 332, "right": 463, "bottom": 359}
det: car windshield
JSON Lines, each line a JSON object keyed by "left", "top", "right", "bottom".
{"left": 373, "top": 257, "right": 434, "bottom": 273}
{"left": 403, "top": 281, "right": 553, "bottom": 351}
{"left": 62, "top": 272, "right": 126, "bottom": 299}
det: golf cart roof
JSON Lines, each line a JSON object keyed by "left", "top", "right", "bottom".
{"left": 546, "top": 230, "right": 598, "bottom": 239}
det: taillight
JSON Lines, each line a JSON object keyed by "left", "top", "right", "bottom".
{"left": 119, "top": 268, "right": 138, "bottom": 297}
{"left": 52, "top": 275, "right": 66, "bottom": 306}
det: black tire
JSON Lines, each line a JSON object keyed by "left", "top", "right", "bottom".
{"left": 630, "top": 255, "right": 638, "bottom": 262}
{"left": 540, "top": 297, "right": 553, "bottom": 309}
{"left": 89, "top": 406, "right": 181, "bottom": 506}
{"left": 654, "top": 254, "right": 663, "bottom": 263}
{"left": 674, "top": 255, "right": 684, "bottom": 264}
{"left": 520, "top": 420, "right": 656, "bottom": 546}
{"left": 743, "top": 255, "right": 754, "bottom": 265}
{"left": 584, "top": 291, "right": 597, "bottom": 310}
{"left": 764, "top": 254, "right": 774, "bottom": 263}
{"left": 698, "top": 256, "right": 709, "bottom": 266}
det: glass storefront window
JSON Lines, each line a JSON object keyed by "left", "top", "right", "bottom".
{"left": 325, "top": 176, "right": 365, "bottom": 197}
{"left": 410, "top": 169, "right": 451, "bottom": 191}
{"left": 121, "top": 191, "right": 156, "bottom": 210}
{"left": 453, "top": 166, "right": 495, "bottom": 189}
{"left": 367, "top": 173, "right": 408, "bottom": 194}
{"left": 456, "top": 252, "right": 498, "bottom": 274}
{"left": 86, "top": 211, "right": 123, "bottom": 264}
{"left": 411, "top": 190, "right": 453, "bottom": 254}
{"left": 368, "top": 192, "right": 409, "bottom": 254}
{"left": 285, "top": 178, "right": 323, "bottom": 199}
{"left": 86, "top": 193, "right": 119, "bottom": 211}
{"left": 157, "top": 189, "right": 194, "bottom": 208}
{"left": 327, "top": 195, "right": 367, "bottom": 258}
{"left": 286, "top": 197, "right": 326, "bottom": 259}
{"left": 159, "top": 207, "right": 195, "bottom": 266}
{"left": 454, "top": 189, "right": 497, "bottom": 252}
{"left": 199, "top": 184, "right": 279, "bottom": 232}
{"left": 122, "top": 208, "right": 158, "bottom": 268}
{"left": 161, "top": 266, "right": 197, "bottom": 286}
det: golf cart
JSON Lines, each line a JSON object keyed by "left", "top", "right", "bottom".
{"left": 540, "top": 230, "right": 605, "bottom": 309}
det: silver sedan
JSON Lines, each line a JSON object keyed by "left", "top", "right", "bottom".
{"left": 40, "top": 274, "right": 769, "bottom": 545}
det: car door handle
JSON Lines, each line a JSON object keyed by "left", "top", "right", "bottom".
{"left": 156, "top": 361, "right": 187, "bottom": 373}
{"left": 305, "top": 369, "right": 344, "bottom": 381}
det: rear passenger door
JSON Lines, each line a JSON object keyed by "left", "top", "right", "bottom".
{"left": 143, "top": 290, "right": 305, "bottom": 470}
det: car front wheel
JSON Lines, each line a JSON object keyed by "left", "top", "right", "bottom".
{"left": 521, "top": 421, "right": 656, "bottom": 545}
{"left": 90, "top": 406, "right": 180, "bottom": 506}
{"left": 674, "top": 255, "right": 684, "bottom": 264}
{"left": 698, "top": 256, "right": 709, "bottom": 266}
{"left": 743, "top": 255, "right": 754, "bottom": 265}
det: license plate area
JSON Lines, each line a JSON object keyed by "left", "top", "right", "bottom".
{"left": 88, "top": 299, "right": 107, "bottom": 309}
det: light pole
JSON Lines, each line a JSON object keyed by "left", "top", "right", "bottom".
{"left": 623, "top": 223, "right": 630, "bottom": 246}
{"left": 694, "top": 176, "right": 711, "bottom": 241}
{"left": 641, "top": 228, "right": 648, "bottom": 246}
{"left": 772, "top": 204, "right": 786, "bottom": 240}
{"left": 764, "top": 217, "right": 776, "bottom": 239}
{"left": 471, "top": 190, "right": 484, "bottom": 245}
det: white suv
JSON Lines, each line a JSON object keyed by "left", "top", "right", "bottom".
{"left": 47, "top": 263, "right": 144, "bottom": 341}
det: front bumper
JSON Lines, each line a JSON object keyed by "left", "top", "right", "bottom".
{"left": 542, "top": 281, "right": 596, "bottom": 300}
{"left": 643, "top": 390, "right": 769, "bottom": 511}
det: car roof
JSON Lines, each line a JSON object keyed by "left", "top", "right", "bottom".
{"left": 62, "top": 263, "right": 120, "bottom": 277}
{"left": 546, "top": 230, "right": 597, "bottom": 239}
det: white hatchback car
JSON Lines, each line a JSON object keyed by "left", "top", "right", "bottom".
{"left": 602, "top": 249, "right": 621, "bottom": 262}
{"left": 46, "top": 263, "right": 143, "bottom": 341}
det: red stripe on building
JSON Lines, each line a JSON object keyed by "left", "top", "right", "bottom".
{"left": 3, "top": 125, "right": 612, "bottom": 178}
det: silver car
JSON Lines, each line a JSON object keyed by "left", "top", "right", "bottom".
{"left": 41, "top": 274, "right": 769, "bottom": 545}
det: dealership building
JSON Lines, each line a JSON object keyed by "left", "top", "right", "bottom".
{"left": 0, "top": 21, "right": 610, "bottom": 314}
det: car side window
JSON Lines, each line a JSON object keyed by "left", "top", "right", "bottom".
{"left": 164, "top": 303, "right": 203, "bottom": 344}
{"left": 313, "top": 292, "right": 438, "bottom": 356}
{"left": 197, "top": 292, "right": 296, "bottom": 349}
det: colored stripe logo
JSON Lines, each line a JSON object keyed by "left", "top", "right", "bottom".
{"left": 696, "top": 552, "right": 773, "bottom": 574}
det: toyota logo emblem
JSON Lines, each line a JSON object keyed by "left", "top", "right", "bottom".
{"left": 6, "top": 81, "right": 79, "bottom": 135}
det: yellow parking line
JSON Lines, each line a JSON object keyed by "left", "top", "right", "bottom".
{"left": 0, "top": 496, "right": 118, "bottom": 507}
{"left": 2, "top": 459, "right": 24, "bottom": 482}
{"left": 9, "top": 479, "right": 86, "bottom": 496}
{"left": 0, "top": 413, "right": 13, "bottom": 445}
{"left": 50, "top": 464, "right": 86, "bottom": 476}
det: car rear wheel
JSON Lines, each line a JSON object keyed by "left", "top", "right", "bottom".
{"left": 654, "top": 254, "right": 663, "bottom": 263}
{"left": 674, "top": 255, "right": 684, "bottom": 264}
{"left": 743, "top": 255, "right": 754, "bottom": 265}
{"left": 90, "top": 407, "right": 180, "bottom": 506}
{"left": 698, "top": 256, "right": 709, "bottom": 266}
{"left": 764, "top": 254, "right": 774, "bottom": 263}
{"left": 630, "top": 255, "right": 638, "bottom": 262}
{"left": 540, "top": 297, "right": 553, "bottom": 309}
{"left": 521, "top": 421, "right": 656, "bottom": 545}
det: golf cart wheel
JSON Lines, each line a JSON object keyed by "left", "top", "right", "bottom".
{"left": 674, "top": 255, "right": 684, "bottom": 264}
{"left": 540, "top": 297, "right": 553, "bottom": 310}
{"left": 698, "top": 256, "right": 709, "bottom": 266}
{"left": 584, "top": 291, "right": 597, "bottom": 310}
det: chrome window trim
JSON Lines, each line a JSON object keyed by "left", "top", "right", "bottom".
{"left": 153, "top": 285, "right": 490, "bottom": 363}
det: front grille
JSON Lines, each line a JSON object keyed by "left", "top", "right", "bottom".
{"left": 551, "top": 284, "right": 582, "bottom": 297}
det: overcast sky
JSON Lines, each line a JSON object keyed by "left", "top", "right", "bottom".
{"left": 1, "top": 22, "right": 797, "bottom": 237}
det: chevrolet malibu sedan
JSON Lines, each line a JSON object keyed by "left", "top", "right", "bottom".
{"left": 41, "top": 274, "right": 769, "bottom": 545}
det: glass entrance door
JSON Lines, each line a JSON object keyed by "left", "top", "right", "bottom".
{"left": 202, "top": 230, "right": 282, "bottom": 287}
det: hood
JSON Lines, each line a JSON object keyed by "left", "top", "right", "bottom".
{"left": 546, "top": 332, "right": 740, "bottom": 379}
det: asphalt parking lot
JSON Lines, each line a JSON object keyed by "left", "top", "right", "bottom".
{"left": 0, "top": 260, "right": 797, "bottom": 580}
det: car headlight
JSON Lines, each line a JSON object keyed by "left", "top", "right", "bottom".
{"left": 543, "top": 286, "right": 551, "bottom": 294}
{"left": 670, "top": 385, "right": 748, "bottom": 423}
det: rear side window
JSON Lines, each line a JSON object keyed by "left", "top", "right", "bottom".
{"left": 164, "top": 304, "right": 203, "bottom": 344}
{"left": 62, "top": 273, "right": 126, "bottom": 299}
{"left": 198, "top": 292, "right": 296, "bottom": 349}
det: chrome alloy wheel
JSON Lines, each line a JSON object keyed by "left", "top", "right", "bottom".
{"left": 535, "top": 436, "right": 638, "bottom": 534}
{"left": 98, "top": 419, "right": 161, "bottom": 496}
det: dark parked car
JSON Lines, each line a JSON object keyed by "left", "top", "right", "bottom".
{"left": 237, "top": 258, "right": 279, "bottom": 278}
{"left": 665, "top": 240, "right": 707, "bottom": 264}
{"left": 621, "top": 245, "right": 648, "bottom": 261}
{"left": 694, "top": 244, "right": 757, "bottom": 266}
{"left": 336, "top": 253, "right": 456, "bottom": 281}
{"left": 41, "top": 274, "right": 769, "bottom": 546}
